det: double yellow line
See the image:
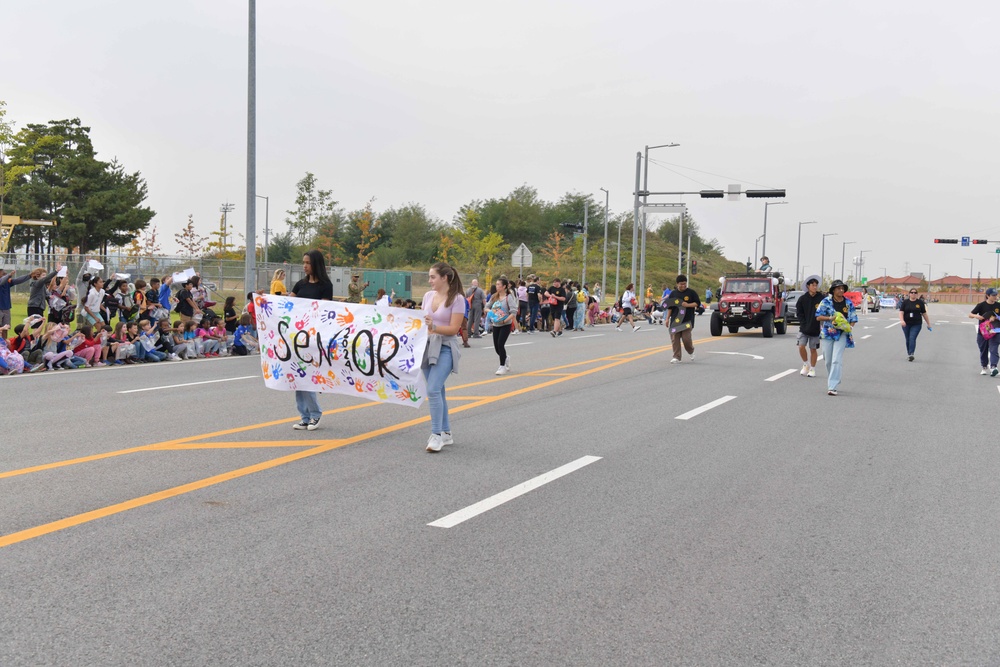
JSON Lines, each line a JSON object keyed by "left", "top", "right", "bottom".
{"left": 0, "top": 338, "right": 711, "bottom": 549}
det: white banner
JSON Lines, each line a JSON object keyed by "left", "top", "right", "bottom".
{"left": 255, "top": 294, "right": 429, "bottom": 408}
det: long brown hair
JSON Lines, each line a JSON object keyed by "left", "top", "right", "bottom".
{"left": 431, "top": 262, "right": 463, "bottom": 307}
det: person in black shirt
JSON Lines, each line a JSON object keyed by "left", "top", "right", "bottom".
{"left": 795, "top": 276, "right": 826, "bottom": 376}
{"left": 969, "top": 288, "right": 1000, "bottom": 375}
{"left": 898, "top": 288, "right": 931, "bottom": 361}
{"left": 288, "top": 250, "right": 334, "bottom": 430}
{"left": 545, "top": 278, "right": 567, "bottom": 337}
{"left": 666, "top": 274, "right": 702, "bottom": 363}
{"left": 525, "top": 275, "right": 543, "bottom": 333}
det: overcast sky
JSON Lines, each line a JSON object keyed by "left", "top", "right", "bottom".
{"left": 5, "top": 0, "right": 999, "bottom": 283}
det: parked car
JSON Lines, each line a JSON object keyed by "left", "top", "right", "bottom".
{"left": 785, "top": 290, "right": 804, "bottom": 324}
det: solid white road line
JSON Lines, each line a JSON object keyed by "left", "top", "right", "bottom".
{"left": 567, "top": 334, "right": 605, "bottom": 340}
{"left": 885, "top": 321, "right": 901, "bottom": 328}
{"left": 707, "top": 351, "right": 764, "bottom": 360}
{"left": 675, "top": 395, "right": 737, "bottom": 420}
{"left": 861, "top": 334, "right": 872, "bottom": 339}
{"left": 428, "top": 455, "right": 602, "bottom": 528}
{"left": 765, "top": 369, "right": 797, "bottom": 382}
{"left": 118, "top": 376, "right": 258, "bottom": 394}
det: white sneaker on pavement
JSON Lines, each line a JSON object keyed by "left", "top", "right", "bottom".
{"left": 982, "top": 367, "right": 990, "bottom": 375}
{"left": 441, "top": 432, "right": 454, "bottom": 446}
{"left": 504, "top": 355, "right": 510, "bottom": 370}
{"left": 800, "top": 363, "right": 809, "bottom": 376}
{"left": 495, "top": 365, "right": 508, "bottom": 375}
{"left": 670, "top": 358, "right": 681, "bottom": 364}
{"left": 426, "top": 434, "right": 444, "bottom": 452}
{"left": 807, "top": 367, "right": 816, "bottom": 377}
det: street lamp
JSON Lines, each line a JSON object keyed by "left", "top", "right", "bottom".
{"left": 967, "top": 258, "right": 974, "bottom": 296}
{"left": 761, "top": 201, "right": 788, "bottom": 259}
{"left": 255, "top": 194, "right": 269, "bottom": 267}
{"left": 754, "top": 234, "right": 765, "bottom": 267}
{"left": 821, "top": 233, "right": 837, "bottom": 288}
{"left": 599, "top": 187, "right": 608, "bottom": 303}
{"left": 924, "top": 264, "right": 932, "bottom": 293}
{"left": 795, "top": 221, "right": 817, "bottom": 288}
{"left": 635, "top": 142, "right": 679, "bottom": 300}
{"left": 841, "top": 241, "right": 856, "bottom": 281}
{"left": 858, "top": 250, "right": 872, "bottom": 285}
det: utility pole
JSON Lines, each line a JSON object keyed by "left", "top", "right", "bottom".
{"left": 220, "top": 202, "right": 236, "bottom": 247}
{"left": 600, "top": 187, "right": 608, "bottom": 303}
{"left": 245, "top": 0, "right": 257, "bottom": 291}
{"left": 631, "top": 152, "right": 641, "bottom": 288}
{"left": 581, "top": 202, "right": 588, "bottom": 286}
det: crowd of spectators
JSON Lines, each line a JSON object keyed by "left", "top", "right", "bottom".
{"left": 0, "top": 263, "right": 260, "bottom": 376}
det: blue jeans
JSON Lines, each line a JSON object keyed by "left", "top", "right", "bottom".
{"left": 295, "top": 390, "right": 322, "bottom": 421}
{"left": 143, "top": 348, "right": 166, "bottom": 362}
{"left": 529, "top": 303, "right": 540, "bottom": 331}
{"left": 423, "top": 344, "right": 453, "bottom": 434}
{"left": 820, "top": 335, "right": 848, "bottom": 391}
{"left": 901, "top": 324, "right": 921, "bottom": 356}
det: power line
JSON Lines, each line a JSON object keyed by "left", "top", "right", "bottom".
{"left": 645, "top": 159, "right": 780, "bottom": 190}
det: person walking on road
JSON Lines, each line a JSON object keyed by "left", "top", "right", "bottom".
{"left": 466, "top": 279, "right": 486, "bottom": 338}
{"left": 665, "top": 274, "right": 702, "bottom": 363}
{"left": 969, "top": 288, "right": 1000, "bottom": 376}
{"left": 288, "top": 250, "right": 334, "bottom": 430}
{"left": 422, "top": 262, "right": 465, "bottom": 453}
{"left": 795, "top": 276, "right": 825, "bottom": 377}
{"left": 899, "top": 288, "right": 931, "bottom": 362}
{"left": 815, "top": 279, "right": 857, "bottom": 396}
{"left": 616, "top": 283, "right": 641, "bottom": 332}
{"left": 487, "top": 277, "right": 518, "bottom": 375}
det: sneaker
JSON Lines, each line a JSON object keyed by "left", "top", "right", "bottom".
{"left": 307, "top": 417, "right": 321, "bottom": 431}
{"left": 441, "top": 432, "right": 454, "bottom": 446}
{"left": 550, "top": 330, "right": 557, "bottom": 337}
{"left": 495, "top": 365, "right": 507, "bottom": 375}
{"left": 426, "top": 433, "right": 444, "bottom": 453}
{"left": 992, "top": 367, "right": 998, "bottom": 378}
{"left": 827, "top": 389, "right": 838, "bottom": 396}
{"left": 527, "top": 330, "right": 535, "bottom": 335}
{"left": 908, "top": 355, "right": 914, "bottom": 362}
{"left": 557, "top": 331, "right": 563, "bottom": 336}
{"left": 688, "top": 353, "right": 695, "bottom": 361}
{"left": 615, "top": 327, "right": 622, "bottom": 332}
{"left": 670, "top": 358, "right": 681, "bottom": 364}
{"left": 292, "top": 420, "right": 310, "bottom": 430}
{"left": 632, "top": 325, "right": 641, "bottom": 332}
{"left": 982, "top": 367, "right": 989, "bottom": 376}
{"left": 504, "top": 355, "right": 511, "bottom": 370}
{"left": 169, "top": 353, "right": 181, "bottom": 361}
{"left": 807, "top": 368, "right": 816, "bottom": 377}
{"left": 800, "top": 363, "right": 809, "bottom": 376}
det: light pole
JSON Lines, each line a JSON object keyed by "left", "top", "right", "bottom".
{"left": 821, "top": 233, "right": 837, "bottom": 288}
{"left": 600, "top": 187, "right": 608, "bottom": 303}
{"left": 795, "top": 221, "right": 817, "bottom": 288}
{"left": 754, "top": 234, "right": 765, "bottom": 266}
{"left": 245, "top": 0, "right": 257, "bottom": 292}
{"left": 630, "top": 152, "right": 641, "bottom": 287}
{"left": 924, "top": 264, "right": 932, "bottom": 293}
{"left": 833, "top": 261, "right": 840, "bottom": 280}
{"left": 967, "top": 258, "right": 974, "bottom": 296}
{"left": 841, "top": 241, "right": 856, "bottom": 282}
{"left": 761, "top": 201, "right": 787, "bottom": 259}
{"left": 638, "top": 142, "right": 679, "bottom": 304}
{"left": 615, "top": 218, "right": 622, "bottom": 303}
{"left": 799, "top": 266, "right": 808, "bottom": 284}
{"left": 581, "top": 202, "right": 589, "bottom": 286}
{"left": 858, "top": 250, "right": 872, "bottom": 285}
{"left": 255, "top": 194, "right": 269, "bottom": 267}
{"left": 879, "top": 267, "right": 887, "bottom": 291}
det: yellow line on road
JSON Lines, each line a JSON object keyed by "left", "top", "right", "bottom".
{"left": 151, "top": 441, "right": 338, "bottom": 450}
{"left": 0, "top": 342, "right": 693, "bottom": 549}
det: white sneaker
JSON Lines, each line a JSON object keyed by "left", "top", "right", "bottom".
{"left": 807, "top": 368, "right": 816, "bottom": 377}
{"left": 615, "top": 327, "right": 621, "bottom": 332}
{"left": 982, "top": 367, "right": 990, "bottom": 376}
{"left": 441, "top": 432, "right": 454, "bottom": 446}
{"left": 495, "top": 365, "right": 508, "bottom": 375}
{"left": 670, "top": 358, "right": 681, "bottom": 364}
{"left": 504, "top": 355, "right": 511, "bottom": 370}
{"left": 632, "top": 325, "right": 641, "bottom": 332}
{"left": 800, "top": 363, "right": 809, "bottom": 376}
{"left": 426, "top": 433, "right": 444, "bottom": 452}
{"left": 688, "top": 353, "right": 695, "bottom": 361}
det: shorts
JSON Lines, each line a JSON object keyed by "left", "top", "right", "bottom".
{"left": 796, "top": 332, "right": 821, "bottom": 349}
{"left": 622, "top": 307, "right": 633, "bottom": 316}
{"left": 550, "top": 307, "right": 563, "bottom": 318}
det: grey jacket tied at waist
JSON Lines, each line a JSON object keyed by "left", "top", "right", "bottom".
{"left": 422, "top": 333, "right": 462, "bottom": 374}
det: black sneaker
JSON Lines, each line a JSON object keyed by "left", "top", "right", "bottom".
{"left": 307, "top": 417, "right": 321, "bottom": 431}
{"left": 292, "top": 420, "right": 310, "bottom": 430}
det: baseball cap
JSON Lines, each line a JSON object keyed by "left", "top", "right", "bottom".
{"left": 986, "top": 288, "right": 998, "bottom": 296}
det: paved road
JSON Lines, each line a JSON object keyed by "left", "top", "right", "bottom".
{"left": 2, "top": 304, "right": 997, "bottom": 665}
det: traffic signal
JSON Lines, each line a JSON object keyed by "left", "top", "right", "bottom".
{"left": 699, "top": 190, "right": 724, "bottom": 199}
{"left": 746, "top": 261, "right": 753, "bottom": 272}
{"left": 972, "top": 239, "right": 990, "bottom": 244}
{"left": 745, "top": 189, "right": 786, "bottom": 198}
{"left": 934, "top": 239, "right": 959, "bottom": 244}
{"left": 691, "top": 260, "right": 698, "bottom": 274}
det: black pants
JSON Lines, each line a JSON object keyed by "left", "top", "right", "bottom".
{"left": 27, "top": 306, "right": 44, "bottom": 318}
{"left": 492, "top": 324, "right": 511, "bottom": 365}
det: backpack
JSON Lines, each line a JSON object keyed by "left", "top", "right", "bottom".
{"left": 577, "top": 290, "right": 586, "bottom": 303}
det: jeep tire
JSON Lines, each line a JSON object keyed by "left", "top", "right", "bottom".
{"left": 761, "top": 312, "right": 774, "bottom": 338}
{"left": 775, "top": 313, "right": 787, "bottom": 335}
{"left": 710, "top": 311, "right": 723, "bottom": 337}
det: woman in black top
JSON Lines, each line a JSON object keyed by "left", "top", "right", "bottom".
{"left": 898, "top": 289, "right": 931, "bottom": 361}
{"left": 970, "top": 288, "right": 1000, "bottom": 375}
{"left": 223, "top": 296, "right": 239, "bottom": 334}
{"left": 288, "top": 250, "right": 334, "bottom": 431}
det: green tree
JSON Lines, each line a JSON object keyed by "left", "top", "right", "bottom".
{"left": 265, "top": 230, "right": 297, "bottom": 264}
{"left": 379, "top": 203, "right": 441, "bottom": 266}
{"left": 285, "top": 172, "right": 340, "bottom": 244}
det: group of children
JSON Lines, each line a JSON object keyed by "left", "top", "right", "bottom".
{"left": 0, "top": 305, "right": 260, "bottom": 376}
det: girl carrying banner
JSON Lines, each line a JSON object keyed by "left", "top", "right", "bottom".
{"left": 288, "top": 250, "right": 333, "bottom": 430}
{"left": 421, "top": 262, "right": 465, "bottom": 453}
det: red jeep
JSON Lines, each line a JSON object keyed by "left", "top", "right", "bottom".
{"left": 709, "top": 273, "right": 788, "bottom": 338}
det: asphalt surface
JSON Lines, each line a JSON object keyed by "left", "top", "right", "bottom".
{"left": 1, "top": 304, "right": 997, "bottom": 666}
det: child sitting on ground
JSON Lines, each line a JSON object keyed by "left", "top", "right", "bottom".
{"left": 231, "top": 314, "right": 258, "bottom": 356}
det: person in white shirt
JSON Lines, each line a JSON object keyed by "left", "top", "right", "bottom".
{"left": 82, "top": 275, "right": 106, "bottom": 327}
{"left": 616, "top": 283, "right": 641, "bottom": 332}
{"left": 375, "top": 288, "right": 391, "bottom": 307}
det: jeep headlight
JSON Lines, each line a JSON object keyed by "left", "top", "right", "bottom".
{"left": 719, "top": 302, "right": 729, "bottom": 311}
{"left": 751, "top": 300, "right": 761, "bottom": 310}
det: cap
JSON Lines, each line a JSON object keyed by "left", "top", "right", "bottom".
{"left": 829, "top": 279, "right": 848, "bottom": 291}
{"left": 986, "top": 288, "right": 998, "bottom": 296}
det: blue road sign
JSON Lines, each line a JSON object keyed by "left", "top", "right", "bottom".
{"left": 962, "top": 236, "right": 970, "bottom": 246}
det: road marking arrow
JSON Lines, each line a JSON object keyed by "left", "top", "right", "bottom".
{"left": 707, "top": 351, "right": 764, "bottom": 360}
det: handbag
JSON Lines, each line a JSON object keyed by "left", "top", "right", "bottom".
{"left": 980, "top": 320, "right": 996, "bottom": 340}
{"left": 547, "top": 296, "right": 558, "bottom": 306}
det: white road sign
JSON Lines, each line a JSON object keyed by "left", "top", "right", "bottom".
{"left": 512, "top": 243, "right": 532, "bottom": 268}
